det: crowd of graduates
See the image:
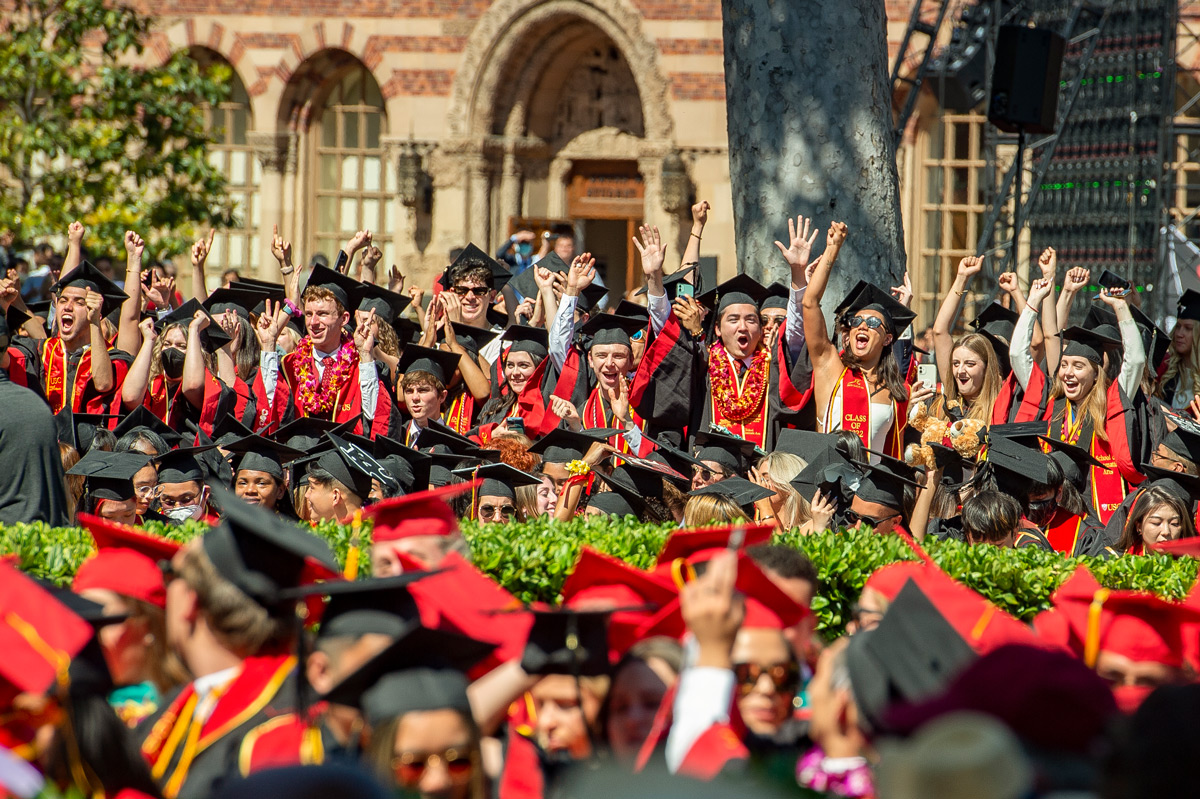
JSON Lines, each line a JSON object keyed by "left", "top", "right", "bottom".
{"left": 1, "top": 199, "right": 1200, "bottom": 798}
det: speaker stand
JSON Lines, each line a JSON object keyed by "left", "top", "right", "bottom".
{"left": 1007, "top": 126, "right": 1027, "bottom": 275}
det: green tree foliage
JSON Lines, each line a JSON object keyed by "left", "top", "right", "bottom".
{"left": 0, "top": 0, "right": 235, "bottom": 257}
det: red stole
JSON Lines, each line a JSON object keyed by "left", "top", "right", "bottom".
{"left": 1044, "top": 508, "right": 1085, "bottom": 555}
{"left": 4, "top": 347, "right": 28, "bottom": 388}
{"left": 583, "top": 386, "right": 650, "bottom": 456}
{"left": 281, "top": 346, "right": 390, "bottom": 437}
{"left": 1047, "top": 396, "right": 1127, "bottom": 526}
{"left": 442, "top": 389, "right": 475, "bottom": 435}
{"left": 141, "top": 655, "right": 295, "bottom": 799}
{"left": 236, "top": 707, "right": 327, "bottom": 776}
{"left": 144, "top": 375, "right": 173, "bottom": 421}
{"left": 1013, "top": 364, "right": 1049, "bottom": 423}
{"left": 828, "top": 367, "right": 906, "bottom": 457}
{"left": 233, "top": 370, "right": 291, "bottom": 435}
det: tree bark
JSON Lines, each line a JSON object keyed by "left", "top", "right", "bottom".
{"left": 721, "top": 0, "right": 905, "bottom": 302}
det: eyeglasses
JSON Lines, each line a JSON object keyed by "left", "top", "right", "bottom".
{"left": 845, "top": 315, "right": 887, "bottom": 331}
{"left": 157, "top": 492, "right": 200, "bottom": 509}
{"left": 393, "top": 748, "right": 474, "bottom": 787}
{"left": 134, "top": 484, "right": 157, "bottom": 497}
{"left": 692, "top": 466, "right": 728, "bottom": 483}
{"left": 842, "top": 508, "right": 896, "bottom": 528}
{"left": 478, "top": 503, "right": 516, "bottom": 519}
{"left": 451, "top": 285, "right": 491, "bottom": 297}
{"left": 732, "top": 662, "right": 800, "bottom": 696}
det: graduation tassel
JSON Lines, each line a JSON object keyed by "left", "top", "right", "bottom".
{"left": 344, "top": 509, "right": 363, "bottom": 580}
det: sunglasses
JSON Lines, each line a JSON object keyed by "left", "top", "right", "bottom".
{"left": 845, "top": 315, "right": 887, "bottom": 331}
{"left": 692, "top": 466, "right": 728, "bottom": 482}
{"left": 478, "top": 503, "right": 516, "bottom": 519}
{"left": 732, "top": 662, "right": 800, "bottom": 696}
{"left": 393, "top": 748, "right": 474, "bottom": 787}
{"left": 842, "top": 508, "right": 897, "bottom": 528}
{"left": 451, "top": 285, "right": 491, "bottom": 297}
{"left": 631, "top": 329, "right": 645, "bottom": 341}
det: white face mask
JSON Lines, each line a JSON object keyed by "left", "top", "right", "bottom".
{"left": 164, "top": 490, "right": 206, "bottom": 523}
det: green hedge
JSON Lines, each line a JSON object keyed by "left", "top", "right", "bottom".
{"left": 6, "top": 517, "right": 1196, "bottom": 637}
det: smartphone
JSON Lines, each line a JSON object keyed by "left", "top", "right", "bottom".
{"left": 506, "top": 416, "right": 525, "bottom": 435}
{"left": 676, "top": 283, "right": 694, "bottom": 299}
{"left": 917, "top": 363, "right": 938, "bottom": 389}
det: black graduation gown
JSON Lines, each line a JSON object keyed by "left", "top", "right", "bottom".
{"left": 0, "top": 369, "right": 70, "bottom": 526}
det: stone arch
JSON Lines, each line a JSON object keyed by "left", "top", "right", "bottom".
{"left": 447, "top": 0, "right": 674, "bottom": 145}
{"left": 278, "top": 48, "right": 386, "bottom": 133}
{"left": 155, "top": 20, "right": 258, "bottom": 105}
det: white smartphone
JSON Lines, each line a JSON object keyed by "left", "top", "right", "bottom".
{"left": 916, "top": 363, "right": 938, "bottom": 389}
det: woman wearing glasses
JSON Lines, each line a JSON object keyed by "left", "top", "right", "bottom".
{"left": 803, "top": 223, "right": 915, "bottom": 464}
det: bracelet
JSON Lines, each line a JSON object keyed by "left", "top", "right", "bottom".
{"left": 284, "top": 299, "right": 300, "bottom": 317}
{"left": 954, "top": 289, "right": 964, "bottom": 297}
{"left": 690, "top": 232, "right": 702, "bottom": 240}
{"left": 280, "top": 266, "right": 295, "bottom": 276}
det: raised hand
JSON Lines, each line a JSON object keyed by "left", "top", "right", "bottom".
{"left": 146, "top": 274, "right": 176, "bottom": 309}
{"left": 680, "top": 549, "right": 743, "bottom": 668}
{"left": 84, "top": 290, "right": 104, "bottom": 325}
{"left": 809, "top": 489, "right": 836, "bottom": 533}
{"left": 137, "top": 316, "right": 157, "bottom": 344}
{"left": 388, "top": 265, "right": 405, "bottom": 294}
{"left": 1064, "top": 266, "right": 1090, "bottom": 292}
{"left": 346, "top": 230, "right": 372, "bottom": 258}
{"left": 189, "top": 230, "right": 212, "bottom": 269}
{"left": 632, "top": 225, "right": 665, "bottom": 278}
{"left": 438, "top": 289, "right": 464, "bottom": 324}
{"left": 514, "top": 297, "right": 535, "bottom": 320}
{"left": 0, "top": 277, "right": 18, "bottom": 311}
{"left": 691, "top": 200, "right": 710, "bottom": 228}
{"left": 360, "top": 245, "right": 382, "bottom": 282}
{"left": 549, "top": 395, "right": 583, "bottom": 431}
{"left": 125, "top": 231, "right": 146, "bottom": 260}
{"left": 408, "top": 285, "right": 424, "bottom": 308}
{"left": 270, "top": 224, "right": 292, "bottom": 266}
{"left": 998, "top": 271, "right": 1019, "bottom": 294}
{"left": 533, "top": 265, "right": 556, "bottom": 291}
{"left": 672, "top": 295, "right": 705, "bottom": 338}
{"left": 255, "top": 298, "right": 284, "bottom": 351}
{"left": 1038, "top": 247, "right": 1057, "bottom": 281}
{"left": 191, "top": 309, "right": 210, "bottom": 332}
{"left": 68, "top": 221, "right": 85, "bottom": 247}
{"left": 566, "top": 253, "right": 597, "bottom": 295}
{"left": 774, "top": 214, "right": 820, "bottom": 270}
{"left": 354, "top": 308, "right": 377, "bottom": 358}
{"left": 606, "top": 374, "right": 631, "bottom": 424}
{"left": 1027, "top": 277, "right": 1053, "bottom": 307}
{"left": 1097, "top": 286, "right": 1129, "bottom": 308}
{"left": 827, "top": 221, "right": 848, "bottom": 249}
{"left": 957, "top": 255, "right": 983, "bottom": 279}
{"left": 908, "top": 379, "right": 936, "bottom": 406}
{"left": 891, "top": 271, "right": 913, "bottom": 308}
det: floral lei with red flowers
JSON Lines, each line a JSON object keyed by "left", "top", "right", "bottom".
{"left": 708, "top": 339, "right": 771, "bottom": 421}
{"left": 295, "top": 335, "right": 357, "bottom": 416}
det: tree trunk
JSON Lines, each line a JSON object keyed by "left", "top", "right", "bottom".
{"left": 721, "top": 0, "right": 905, "bottom": 303}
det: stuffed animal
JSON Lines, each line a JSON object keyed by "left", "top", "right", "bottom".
{"left": 948, "top": 418, "right": 986, "bottom": 460}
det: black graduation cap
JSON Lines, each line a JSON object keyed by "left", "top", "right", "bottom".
{"left": 696, "top": 273, "right": 769, "bottom": 315}
{"left": 313, "top": 433, "right": 396, "bottom": 498}
{"left": 357, "top": 283, "right": 411, "bottom": 325}
{"left": 687, "top": 476, "right": 774, "bottom": 511}
{"left": 210, "top": 414, "right": 255, "bottom": 448}
{"left": 396, "top": 344, "right": 462, "bottom": 385}
{"left": 224, "top": 434, "right": 305, "bottom": 481}
{"left": 202, "top": 485, "right": 340, "bottom": 616}
{"left": 1163, "top": 422, "right": 1200, "bottom": 467}
{"left": 454, "top": 462, "right": 541, "bottom": 501}
{"left": 509, "top": 252, "right": 568, "bottom": 300}
{"left": 1139, "top": 464, "right": 1200, "bottom": 505}
{"left": 1178, "top": 289, "right": 1200, "bottom": 322}
{"left": 3, "top": 305, "right": 30, "bottom": 341}
{"left": 773, "top": 428, "right": 841, "bottom": 463}
{"left": 439, "top": 323, "right": 497, "bottom": 359}
{"left": 441, "top": 243, "right": 512, "bottom": 293}
{"left": 634, "top": 262, "right": 700, "bottom": 301}
{"left": 316, "top": 574, "right": 431, "bottom": 641}
{"left": 373, "top": 437, "right": 434, "bottom": 494}
{"left": 272, "top": 417, "right": 357, "bottom": 452}
{"left": 834, "top": 280, "right": 917, "bottom": 336}
{"left": 692, "top": 427, "right": 761, "bottom": 475}
{"left": 205, "top": 285, "right": 280, "bottom": 319}
{"left": 486, "top": 306, "right": 509, "bottom": 328}
{"left": 589, "top": 466, "right": 654, "bottom": 517}
{"left": 579, "top": 313, "right": 646, "bottom": 349}
{"left": 1038, "top": 435, "right": 1102, "bottom": 491}
{"left": 156, "top": 299, "right": 231, "bottom": 353}
{"left": 500, "top": 325, "right": 549, "bottom": 362}
{"left": 56, "top": 409, "right": 120, "bottom": 454}
{"left": 761, "top": 282, "right": 789, "bottom": 312}
{"left": 790, "top": 443, "right": 862, "bottom": 506}
{"left": 845, "top": 580, "right": 977, "bottom": 732}
{"left": 303, "top": 264, "right": 365, "bottom": 312}
{"left": 648, "top": 434, "right": 707, "bottom": 474}
{"left": 49, "top": 261, "right": 128, "bottom": 318}
{"left": 1084, "top": 301, "right": 1168, "bottom": 369}
{"left": 67, "top": 450, "right": 151, "bottom": 501}
{"left": 968, "top": 302, "right": 1019, "bottom": 342}
{"left": 412, "top": 421, "right": 484, "bottom": 456}
{"left": 854, "top": 452, "right": 923, "bottom": 511}
{"left": 1060, "top": 325, "right": 1119, "bottom": 365}
{"left": 613, "top": 300, "right": 651, "bottom": 323}
{"left": 391, "top": 315, "right": 421, "bottom": 344}
{"left": 322, "top": 624, "right": 495, "bottom": 724}
{"left": 521, "top": 609, "right": 614, "bottom": 677}
{"left": 528, "top": 427, "right": 621, "bottom": 464}
{"left": 1097, "top": 269, "right": 1132, "bottom": 292}
{"left": 982, "top": 433, "right": 1050, "bottom": 485}
{"left": 576, "top": 281, "right": 611, "bottom": 315}
{"left": 928, "top": 443, "right": 968, "bottom": 490}
{"left": 155, "top": 445, "right": 217, "bottom": 485}
{"left": 111, "top": 405, "right": 184, "bottom": 450}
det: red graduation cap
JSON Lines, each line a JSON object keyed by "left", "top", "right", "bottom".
{"left": 561, "top": 548, "right": 678, "bottom": 658}
{"left": 0, "top": 561, "right": 93, "bottom": 703}
{"left": 364, "top": 481, "right": 479, "bottom": 542}
{"left": 864, "top": 562, "right": 1040, "bottom": 654}
{"left": 1149, "top": 537, "right": 1200, "bottom": 558}
{"left": 73, "top": 513, "right": 182, "bottom": 609}
{"left": 654, "top": 522, "right": 774, "bottom": 566}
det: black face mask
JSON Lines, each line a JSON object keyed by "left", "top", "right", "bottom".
{"left": 161, "top": 347, "right": 185, "bottom": 379}
{"left": 1027, "top": 497, "right": 1056, "bottom": 527}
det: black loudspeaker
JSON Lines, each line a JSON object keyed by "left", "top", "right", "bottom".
{"left": 926, "top": 43, "right": 990, "bottom": 112}
{"left": 988, "top": 25, "right": 1066, "bottom": 133}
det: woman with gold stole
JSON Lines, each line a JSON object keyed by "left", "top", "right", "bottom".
{"left": 1011, "top": 278, "right": 1147, "bottom": 526}
{"left": 802, "top": 223, "right": 915, "bottom": 463}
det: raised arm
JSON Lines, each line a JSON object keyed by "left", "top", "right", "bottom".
{"left": 933, "top": 255, "right": 984, "bottom": 388}
{"left": 1011, "top": 278, "right": 1053, "bottom": 391}
{"left": 121, "top": 318, "right": 157, "bottom": 410}
{"left": 271, "top": 225, "right": 300, "bottom": 306}
{"left": 63, "top": 221, "right": 84, "bottom": 275}
{"left": 1099, "top": 288, "right": 1146, "bottom": 398}
{"left": 680, "top": 200, "right": 708, "bottom": 272}
{"left": 532, "top": 264, "right": 559, "bottom": 330}
{"left": 774, "top": 214, "right": 820, "bottom": 358}
{"left": 84, "top": 289, "right": 114, "bottom": 392}
{"left": 550, "top": 255, "right": 593, "bottom": 370}
{"left": 634, "top": 225, "right": 669, "bottom": 334}
{"left": 1035, "top": 248, "right": 1063, "bottom": 377}
{"left": 182, "top": 312, "right": 209, "bottom": 408}
{"left": 801, "top": 222, "right": 848, "bottom": 373}
{"left": 1056, "top": 266, "right": 1090, "bottom": 326}
{"left": 191, "top": 229, "right": 215, "bottom": 302}
{"left": 117, "top": 230, "right": 146, "bottom": 356}
{"left": 998, "top": 270, "right": 1027, "bottom": 314}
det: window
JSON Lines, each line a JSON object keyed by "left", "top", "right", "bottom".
{"left": 915, "top": 113, "right": 988, "bottom": 328}
{"left": 312, "top": 66, "right": 396, "bottom": 268}
{"left": 202, "top": 64, "right": 260, "bottom": 275}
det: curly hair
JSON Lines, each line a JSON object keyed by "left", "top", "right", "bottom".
{"left": 483, "top": 434, "right": 541, "bottom": 472}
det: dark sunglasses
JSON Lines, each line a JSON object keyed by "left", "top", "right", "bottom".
{"left": 451, "top": 285, "right": 491, "bottom": 297}
{"left": 692, "top": 465, "right": 728, "bottom": 482}
{"left": 478, "top": 503, "right": 516, "bottom": 519}
{"left": 733, "top": 662, "right": 800, "bottom": 695}
{"left": 842, "top": 508, "right": 897, "bottom": 528}
{"left": 393, "top": 749, "right": 473, "bottom": 787}
{"left": 845, "top": 315, "right": 887, "bottom": 331}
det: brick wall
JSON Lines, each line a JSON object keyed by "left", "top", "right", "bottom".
{"left": 670, "top": 72, "right": 726, "bottom": 101}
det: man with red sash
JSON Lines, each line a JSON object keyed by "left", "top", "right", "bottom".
{"left": 137, "top": 489, "right": 340, "bottom": 799}
{"left": 630, "top": 224, "right": 812, "bottom": 451}
{"left": 34, "top": 261, "right": 130, "bottom": 416}
{"left": 260, "top": 265, "right": 394, "bottom": 438}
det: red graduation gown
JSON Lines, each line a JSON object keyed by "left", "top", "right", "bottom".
{"left": 280, "top": 342, "right": 392, "bottom": 437}
{"left": 41, "top": 336, "right": 128, "bottom": 416}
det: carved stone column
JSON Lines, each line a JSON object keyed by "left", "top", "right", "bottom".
{"left": 467, "top": 155, "right": 492, "bottom": 247}
{"left": 499, "top": 149, "right": 523, "bottom": 233}
{"left": 547, "top": 158, "right": 572, "bottom": 218}
{"left": 250, "top": 131, "right": 296, "bottom": 276}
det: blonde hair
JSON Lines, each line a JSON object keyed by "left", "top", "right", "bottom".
{"left": 682, "top": 493, "right": 750, "bottom": 527}
{"left": 1049, "top": 360, "right": 1110, "bottom": 442}
{"left": 149, "top": 321, "right": 216, "bottom": 383}
{"left": 756, "top": 452, "right": 808, "bottom": 529}
{"left": 1161, "top": 320, "right": 1200, "bottom": 399}
{"left": 946, "top": 333, "right": 1003, "bottom": 425}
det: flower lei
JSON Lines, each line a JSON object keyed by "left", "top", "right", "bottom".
{"left": 295, "top": 335, "right": 357, "bottom": 416}
{"left": 708, "top": 339, "right": 770, "bottom": 421}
